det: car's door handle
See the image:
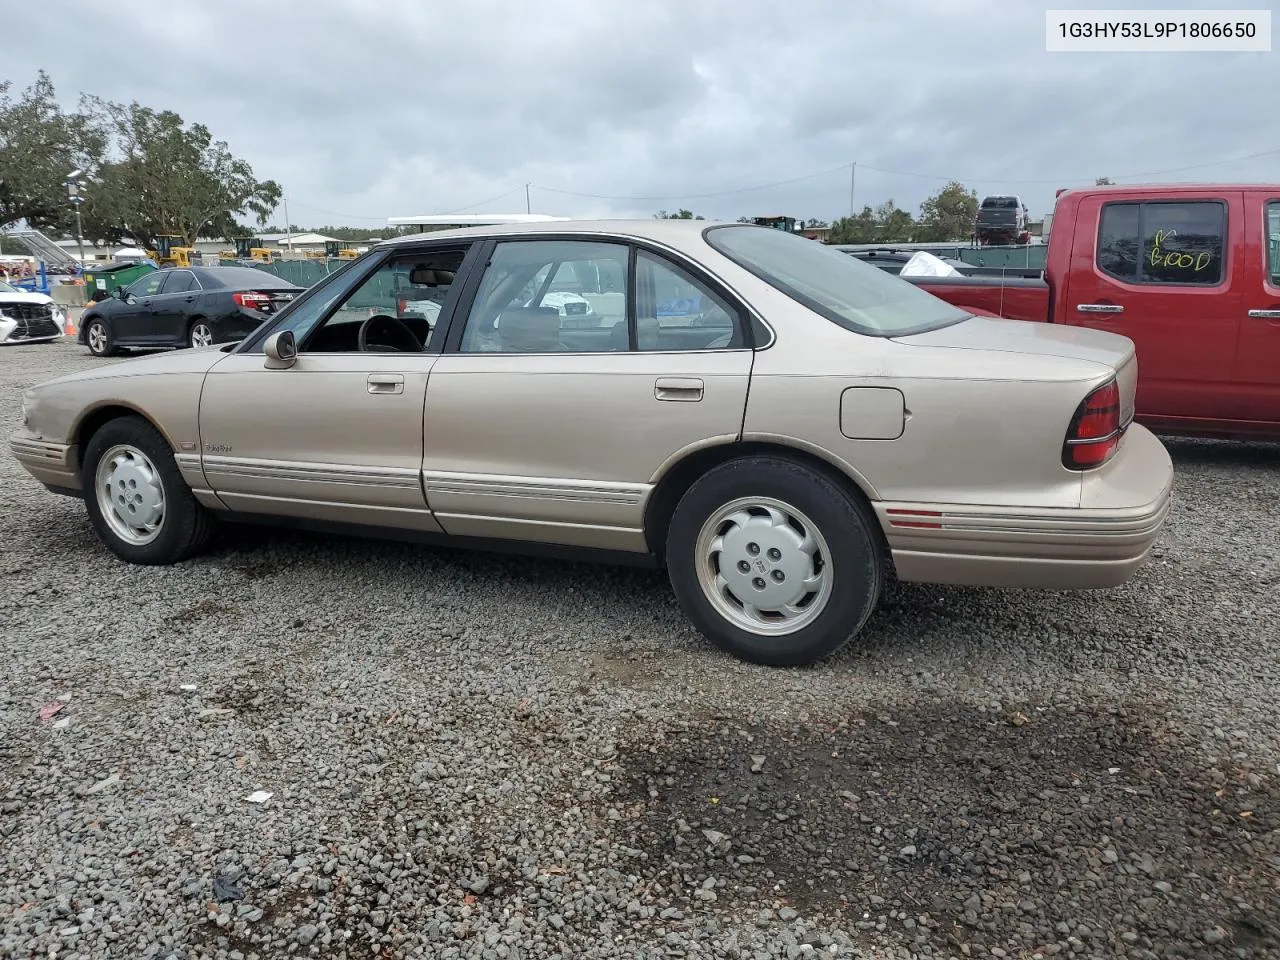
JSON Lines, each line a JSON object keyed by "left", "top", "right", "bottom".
{"left": 1076, "top": 303, "right": 1124, "bottom": 314}
{"left": 367, "top": 374, "right": 404, "bottom": 395}
{"left": 1247, "top": 309, "right": 1280, "bottom": 319}
{"left": 655, "top": 377, "right": 704, "bottom": 401}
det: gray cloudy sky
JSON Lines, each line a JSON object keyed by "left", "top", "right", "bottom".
{"left": 9, "top": 0, "right": 1276, "bottom": 226}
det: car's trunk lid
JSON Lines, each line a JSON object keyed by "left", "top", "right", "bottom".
{"left": 893, "top": 315, "right": 1137, "bottom": 426}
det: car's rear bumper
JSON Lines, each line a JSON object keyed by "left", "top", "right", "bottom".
{"left": 9, "top": 433, "right": 81, "bottom": 495}
{"left": 875, "top": 425, "right": 1174, "bottom": 590}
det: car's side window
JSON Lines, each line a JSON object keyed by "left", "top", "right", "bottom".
{"left": 300, "top": 247, "right": 469, "bottom": 354}
{"left": 1266, "top": 201, "right": 1280, "bottom": 286}
{"left": 1097, "top": 200, "right": 1225, "bottom": 286}
{"left": 164, "top": 271, "right": 196, "bottom": 294}
{"left": 459, "top": 240, "right": 631, "bottom": 354}
{"left": 635, "top": 251, "right": 743, "bottom": 351}
{"left": 130, "top": 272, "right": 167, "bottom": 297}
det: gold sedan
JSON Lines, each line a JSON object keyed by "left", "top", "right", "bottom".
{"left": 10, "top": 220, "right": 1173, "bottom": 666}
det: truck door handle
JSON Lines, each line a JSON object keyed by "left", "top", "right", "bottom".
{"left": 655, "top": 377, "right": 704, "bottom": 402}
{"left": 1247, "top": 309, "right": 1280, "bottom": 319}
{"left": 1076, "top": 303, "right": 1124, "bottom": 314}
{"left": 367, "top": 374, "right": 404, "bottom": 395}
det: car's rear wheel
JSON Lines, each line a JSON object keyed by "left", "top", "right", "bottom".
{"left": 84, "top": 317, "right": 116, "bottom": 357}
{"left": 666, "top": 456, "right": 884, "bottom": 666}
{"left": 82, "top": 415, "right": 215, "bottom": 565}
{"left": 189, "top": 320, "right": 213, "bottom": 348}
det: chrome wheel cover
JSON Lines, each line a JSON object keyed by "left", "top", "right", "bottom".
{"left": 694, "top": 496, "right": 833, "bottom": 636}
{"left": 87, "top": 323, "right": 106, "bottom": 354}
{"left": 190, "top": 323, "right": 213, "bottom": 348}
{"left": 95, "top": 444, "right": 165, "bottom": 545}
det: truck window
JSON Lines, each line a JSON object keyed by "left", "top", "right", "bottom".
{"left": 1096, "top": 200, "right": 1225, "bottom": 286}
{"left": 1267, "top": 201, "right": 1280, "bottom": 285}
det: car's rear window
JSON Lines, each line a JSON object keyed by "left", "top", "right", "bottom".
{"left": 704, "top": 225, "right": 970, "bottom": 337}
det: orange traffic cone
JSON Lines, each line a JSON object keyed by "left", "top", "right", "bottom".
{"left": 63, "top": 311, "right": 78, "bottom": 337}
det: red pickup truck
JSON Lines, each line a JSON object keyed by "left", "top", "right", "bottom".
{"left": 905, "top": 183, "right": 1280, "bottom": 441}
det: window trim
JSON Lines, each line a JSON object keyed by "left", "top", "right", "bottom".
{"left": 1095, "top": 198, "right": 1228, "bottom": 288}
{"left": 439, "top": 233, "right": 760, "bottom": 356}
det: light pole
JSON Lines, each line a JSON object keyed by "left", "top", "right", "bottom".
{"left": 65, "top": 170, "right": 86, "bottom": 270}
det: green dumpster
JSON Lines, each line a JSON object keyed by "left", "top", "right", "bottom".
{"left": 82, "top": 262, "right": 157, "bottom": 302}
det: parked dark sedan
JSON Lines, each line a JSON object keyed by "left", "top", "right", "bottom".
{"left": 79, "top": 266, "right": 305, "bottom": 356}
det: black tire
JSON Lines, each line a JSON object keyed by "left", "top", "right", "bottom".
{"left": 82, "top": 415, "right": 216, "bottom": 565}
{"left": 666, "top": 456, "right": 884, "bottom": 667}
{"left": 84, "top": 316, "right": 117, "bottom": 357}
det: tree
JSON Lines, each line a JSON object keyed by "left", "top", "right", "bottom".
{"left": 827, "top": 206, "right": 878, "bottom": 244}
{"left": 0, "top": 71, "right": 105, "bottom": 232}
{"left": 804, "top": 218, "right": 829, "bottom": 229}
{"left": 654, "top": 208, "right": 704, "bottom": 220}
{"left": 78, "top": 98, "right": 280, "bottom": 248}
{"left": 1095, "top": 177, "right": 1115, "bottom": 185}
{"left": 916, "top": 180, "right": 978, "bottom": 242}
{"left": 874, "top": 200, "right": 915, "bottom": 243}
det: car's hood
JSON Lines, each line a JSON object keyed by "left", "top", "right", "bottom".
{"left": 0, "top": 290, "right": 54, "bottom": 306}
{"left": 36, "top": 345, "right": 233, "bottom": 390}
{"left": 894, "top": 315, "right": 1134, "bottom": 368}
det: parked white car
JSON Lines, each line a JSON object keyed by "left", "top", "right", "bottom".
{"left": 0, "top": 281, "right": 64, "bottom": 345}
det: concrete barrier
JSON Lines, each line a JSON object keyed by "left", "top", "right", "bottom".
{"left": 50, "top": 284, "right": 90, "bottom": 307}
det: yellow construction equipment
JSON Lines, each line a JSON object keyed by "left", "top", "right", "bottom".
{"left": 324, "top": 240, "right": 360, "bottom": 259}
{"left": 232, "top": 238, "right": 275, "bottom": 262}
{"left": 147, "top": 235, "right": 196, "bottom": 268}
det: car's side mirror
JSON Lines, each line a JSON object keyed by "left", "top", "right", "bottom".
{"left": 263, "top": 330, "right": 297, "bottom": 369}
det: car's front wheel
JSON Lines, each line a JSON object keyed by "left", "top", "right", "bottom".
{"left": 666, "top": 456, "right": 885, "bottom": 666}
{"left": 82, "top": 415, "right": 216, "bottom": 564}
{"left": 84, "top": 317, "right": 116, "bottom": 357}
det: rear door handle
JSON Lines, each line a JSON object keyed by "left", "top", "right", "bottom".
{"left": 655, "top": 377, "right": 704, "bottom": 402}
{"left": 1247, "top": 309, "right": 1280, "bottom": 319}
{"left": 367, "top": 374, "right": 404, "bottom": 395}
{"left": 1076, "top": 303, "right": 1124, "bottom": 314}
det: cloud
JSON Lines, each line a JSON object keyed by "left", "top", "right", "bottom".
{"left": 7, "top": 0, "right": 1275, "bottom": 226}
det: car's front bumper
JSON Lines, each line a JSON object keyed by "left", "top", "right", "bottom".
{"left": 875, "top": 424, "right": 1174, "bottom": 590}
{"left": 9, "top": 433, "right": 81, "bottom": 496}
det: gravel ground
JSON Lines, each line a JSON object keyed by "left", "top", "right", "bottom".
{"left": 1, "top": 338, "right": 1278, "bottom": 960}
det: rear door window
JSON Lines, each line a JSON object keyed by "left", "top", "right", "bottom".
{"left": 1096, "top": 200, "right": 1225, "bottom": 285}
{"left": 1266, "top": 201, "right": 1280, "bottom": 285}
{"left": 163, "top": 271, "right": 197, "bottom": 294}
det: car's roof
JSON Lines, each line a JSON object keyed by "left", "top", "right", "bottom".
{"left": 379, "top": 218, "right": 745, "bottom": 247}
{"left": 191, "top": 265, "right": 299, "bottom": 288}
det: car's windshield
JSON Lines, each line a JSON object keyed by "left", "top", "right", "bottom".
{"left": 704, "top": 225, "right": 970, "bottom": 337}
{"left": 0, "top": 280, "right": 15, "bottom": 293}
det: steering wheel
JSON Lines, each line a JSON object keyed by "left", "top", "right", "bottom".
{"left": 357, "top": 314, "right": 421, "bottom": 353}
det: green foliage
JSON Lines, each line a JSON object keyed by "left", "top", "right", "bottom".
{"left": 916, "top": 181, "right": 978, "bottom": 242}
{"left": 827, "top": 201, "right": 913, "bottom": 244}
{"left": 654, "top": 208, "right": 704, "bottom": 220}
{"left": 79, "top": 97, "right": 280, "bottom": 248}
{"left": 1095, "top": 177, "right": 1115, "bottom": 185}
{"left": 0, "top": 71, "right": 105, "bottom": 232}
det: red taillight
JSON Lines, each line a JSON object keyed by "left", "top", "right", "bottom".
{"left": 1062, "top": 380, "right": 1122, "bottom": 469}
{"left": 233, "top": 291, "right": 272, "bottom": 311}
